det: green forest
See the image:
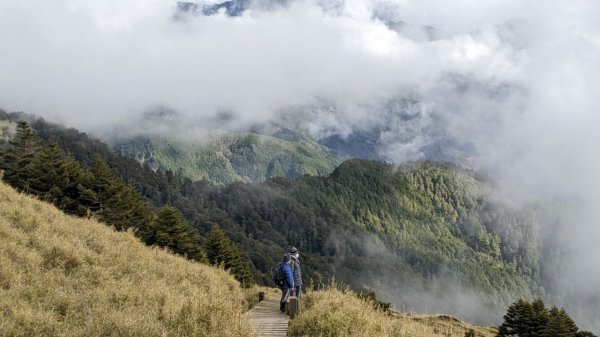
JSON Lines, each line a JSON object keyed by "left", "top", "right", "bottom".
{"left": 115, "top": 131, "right": 342, "bottom": 184}
{"left": 0, "top": 111, "right": 558, "bottom": 323}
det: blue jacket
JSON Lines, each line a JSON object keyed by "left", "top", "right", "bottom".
{"left": 282, "top": 263, "right": 294, "bottom": 288}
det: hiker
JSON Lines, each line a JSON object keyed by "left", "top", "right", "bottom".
{"left": 279, "top": 254, "right": 295, "bottom": 313}
{"left": 288, "top": 247, "right": 302, "bottom": 299}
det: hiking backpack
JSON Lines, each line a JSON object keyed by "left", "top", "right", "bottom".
{"left": 271, "top": 261, "right": 286, "bottom": 287}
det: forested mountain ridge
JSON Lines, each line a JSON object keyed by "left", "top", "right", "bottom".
{"left": 114, "top": 131, "right": 342, "bottom": 185}
{"left": 198, "top": 159, "right": 544, "bottom": 321}
{"left": 0, "top": 111, "right": 545, "bottom": 324}
{"left": 9, "top": 168, "right": 589, "bottom": 337}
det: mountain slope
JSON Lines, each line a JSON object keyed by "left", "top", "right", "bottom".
{"left": 115, "top": 132, "right": 342, "bottom": 184}
{"left": 201, "top": 159, "right": 543, "bottom": 323}
{"left": 0, "top": 113, "right": 544, "bottom": 324}
{"left": 0, "top": 181, "right": 254, "bottom": 337}
{"left": 0, "top": 179, "right": 503, "bottom": 337}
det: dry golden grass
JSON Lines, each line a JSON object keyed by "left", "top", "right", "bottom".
{"left": 288, "top": 285, "right": 496, "bottom": 337}
{"left": 0, "top": 181, "right": 256, "bottom": 337}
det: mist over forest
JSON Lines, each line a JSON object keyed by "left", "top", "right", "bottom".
{"left": 1, "top": 0, "right": 599, "bottom": 332}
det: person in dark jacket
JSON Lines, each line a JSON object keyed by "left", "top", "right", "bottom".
{"left": 279, "top": 254, "right": 295, "bottom": 313}
{"left": 288, "top": 247, "right": 302, "bottom": 299}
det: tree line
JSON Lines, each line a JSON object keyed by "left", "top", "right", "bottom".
{"left": 0, "top": 121, "right": 254, "bottom": 287}
{"left": 496, "top": 299, "right": 595, "bottom": 337}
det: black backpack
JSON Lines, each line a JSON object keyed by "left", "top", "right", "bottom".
{"left": 272, "top": 261, "right": 286, "bottom": 287}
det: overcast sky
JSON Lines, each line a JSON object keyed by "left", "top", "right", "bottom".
{"left": 1, "top": 0, "right": 599, "bottom": 330}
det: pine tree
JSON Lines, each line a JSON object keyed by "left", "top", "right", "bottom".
{"left": 542, "top": 307, "right": 563, "bottom": 337}
{"left": 22, "top": 142, "right": 97, "bottom": 217}
{"left": 1, "top": 121, "right": 40, "bottom": 190}
{"left": 151, "top": 206, "right": 205, "bottom": 262}
{"left": 228, "top": 243, "right": 255, "bottom": 288}
{"left": 123, "top": 185, "right": 155, "bottom": 239}
{"left": 498, "top": 299, "right": 534, "bottom": 337}
{"left": 543, "top": 306, "right": 578, "bottom": 337}
{"left": 85, "top": 155, "right": 152, "bottom": 234}
{"left": 530, "top": 299, "right": 549, "bottom": 337}
{"left": 26, "top": 142, "right": 66, "bottom": 202}
{"left": 59, "top": 156, "right": 94, "bottom": 216}
{"left": 205, "top": 224, "right": 234, "bottom": 266}
{"left": 108, "top": 184, "right": 152, "bottom": 231}
{"left": 205, "top": 224, "right": 255, "bottom": 287}
{"left": 86, "top": 155, "right": 118, "bottom": 215}
{"left": 559, "top": 308, "right": 579, "bottom": 337}
{"left": 1, "top": 123, "right": 92, "bottom": 216}
{"left": 499, "top": 299, "right": 592, "bottom": 337}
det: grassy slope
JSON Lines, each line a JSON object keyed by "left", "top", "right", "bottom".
{"left": 0, "top": 181, "right": 255, "bottom": 337}
{"left": 116, "top": 132, "right": 342, "bottom": 184}
{"left": 289, "top": 287, "right": 497, "bottom": 337}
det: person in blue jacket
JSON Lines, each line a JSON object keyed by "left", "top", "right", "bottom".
{"left": 280, "top": 254, "right": 295, "bottom": 313}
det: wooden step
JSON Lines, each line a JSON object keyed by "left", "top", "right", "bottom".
{"left": 248, "top": 299, "right": 290, "bottom": 337}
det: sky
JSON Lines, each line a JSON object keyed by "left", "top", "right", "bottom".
{"left": 1, "top": 0, "right": 599, "bottom": 330}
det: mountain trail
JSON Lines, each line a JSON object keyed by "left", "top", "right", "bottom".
{"left": 248, "top": 299, "right": 289, "bottom": 337}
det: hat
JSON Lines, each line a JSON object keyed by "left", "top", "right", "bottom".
{"left": 289, "top": 247, "right": 299, "bottom": 254}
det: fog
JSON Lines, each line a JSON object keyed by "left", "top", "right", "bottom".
{"left": 1, "top": 0, "right": 599, "bottom": 330}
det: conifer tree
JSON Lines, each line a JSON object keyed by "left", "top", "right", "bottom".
{"left": 123, "top": 185, "right": 155, "bottom": 238}
{"left": 228, "top": 243, "right": 255, "bottom": 288}
{"left": 205, "top": 224, "right": 255, "bottom": 287}
{"left": 1, "top": 125, "right": 93, "bottom": 216}
{"left": 576, "top": 331, "right": 597, "bottom": 337}
{"left": 530, "top": 299, "right": 549, "bottom": 337}
{"left": 1, "top": 121, "right": 40, "bottom": 190}
{"left": 59, "top": 156, "right": 94, "bottom": 216}
{"left": 26, "top": 142, "right": 66, "bottom": 202}
{"left": 151, "top": 206, "right": 205, "bottom": 262}
{"left": 499, "top": 299, "right": 593, "bottom": 337}
{"left": 24, "top": 142, "right": 95, "bottom": 216}
{"left": 205, "top": 224, "right": 234, "bottom": 266}
{"left": 107, "top": 184, "right": 151, "bottom": 231}
{"left": 86, "top": 155, "right": 118, "bottom": 215}
{"left": 542, "top": 307, "right": 565, "bottom": 337}
{"left": 498, "top": 299, "right": 534, "bottom": 337}
{"left": 542, "top": 307, "right": 578, "bottom": 337}
{"left": 559, "top": 308, "right": 579, "bottom": 337}
{"left": 85, "top": 155, "right": 152, "bottom": 234}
